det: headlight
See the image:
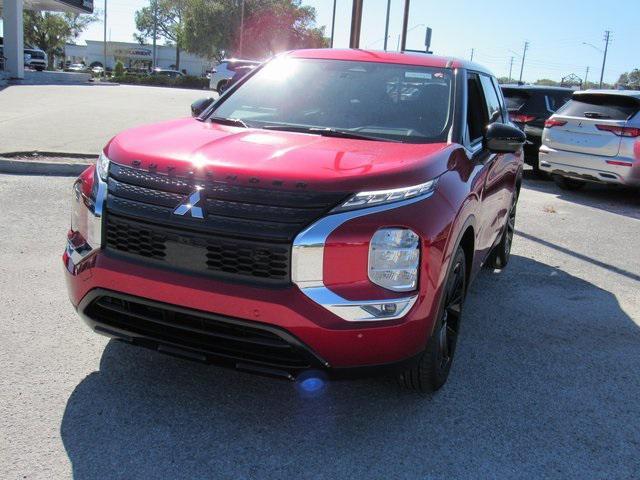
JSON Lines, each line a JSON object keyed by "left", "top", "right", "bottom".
{"left": 368, "top": 228, "right": 420, "bottom": 292}
{"left": 96, "top": 151, "right": 110, "bottom": 181}
{"left": 334, "top": 179, "right": 438, "bottom": 212}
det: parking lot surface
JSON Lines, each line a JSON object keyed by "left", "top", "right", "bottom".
{"left": 1, "top": 172, "right": 638, "bottom": 479}
{"left": 0, "top": 85, "right": 210, "bottom": 155}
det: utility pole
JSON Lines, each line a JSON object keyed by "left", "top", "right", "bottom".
{"left": 599, "top": 30, "right": 611, "bottom": 88}
{"left": 470, "top": 48, "right": 474, "bottom": 61}
{"left": 330, "top": 0, "right": 337, "bottom": 48}
{"left": 239, "top": 0, "right": 245, "bottom": 56}
{"left": 508, "top": 56, "right": 514, "bottom": 83}
{"left": 103, "top": 0, "right": 108, "bottom": 74}
{"left": 383, "top": 0, "right": 391, "bottom": 51}
{"left": 399, "top": 0, "right": 410, "bottom": 52}
{"left": 152, "top": 0, "right": 158, "bottom": 69}
{"left": 349, "top": 0, "right": 363, "bottom": 49}
{"left": 518, "top": 41, "right": 529, "bottom": 83}
{"left": 584, "top": 66, "right": 589, "bottom": 89}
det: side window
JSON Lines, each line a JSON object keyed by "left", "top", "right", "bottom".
{"left": 480, "top": 75, "right": 503, "bottom": 123}
{"left": 466, "top": 73, "right": 488, "bottom": 145}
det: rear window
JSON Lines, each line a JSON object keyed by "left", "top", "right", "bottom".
{"left": 557, "top": 94, "right": 639, "bottom": 120}
{"left": 546, "top": 93, "right": 572, "bottom": 112}
{"left": 502, "top": 89, "right": 529, "bottom": 111}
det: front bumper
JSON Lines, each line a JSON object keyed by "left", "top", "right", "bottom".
{"left": 539, "top": 145, "right": 640, "bottom": 186}
{"left": 65, "top": 250, "right": 432, "bottom": 371}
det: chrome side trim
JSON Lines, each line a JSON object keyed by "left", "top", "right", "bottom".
{"left": 292, "top": 194, "right": 432, "bottom": 322}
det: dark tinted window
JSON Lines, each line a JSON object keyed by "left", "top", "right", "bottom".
{"left": 480, "top": 75, "right": 503, "bottom": 123}
{"left": 502, "top": 89, "right": 529, "bottom": 111}
{"left": 213, "top": 58, "right": 454, "bottom": 143}
{"left": 546, "top": 93, "right": 572, "bottom": 112}
{"left": 557, "top": 94, "right": 639, "bottom": 120}
{"left": 466, "top": 73, "right": 487, "bottom": 143}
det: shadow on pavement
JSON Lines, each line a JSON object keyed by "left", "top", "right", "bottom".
{"left": 60, "top": 256, "right": 640, "bottom": 479}
{"left": 522, "top": 173, "right": 640, "bottom": 220}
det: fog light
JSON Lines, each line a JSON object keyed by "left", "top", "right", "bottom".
{"left": 368, "top": 228, "right": 419, "bottom": 292}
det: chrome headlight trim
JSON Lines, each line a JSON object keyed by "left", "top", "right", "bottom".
{"left": 66, "top": 158, "right": 108, "bottom": 267}
{"left": 292, "top": 193, "right": 432, "bottom": 322}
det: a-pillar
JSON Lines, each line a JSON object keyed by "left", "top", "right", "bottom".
{"left": 4, "top": 0, "right": 25, "bottom": 80}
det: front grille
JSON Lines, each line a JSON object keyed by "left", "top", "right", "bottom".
{"left": 84, "top": 294, "right": 321, "bottom": 373}
{"left": 104, "top": 164, "right": 348, "bottom": 284}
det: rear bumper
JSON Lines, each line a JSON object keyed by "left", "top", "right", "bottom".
{"left": 539, "top": 145, "right": 640, "bottom": 186}
{"left": 64, "top": 251, "right": 431, "bottom": 372}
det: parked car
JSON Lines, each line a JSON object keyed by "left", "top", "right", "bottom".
{"left": 540, "top": 90, "right": 640, "bottom": 189}
{"left": 151, "top": 68, "right": 184, "bottom": 78}
{"left": 209, "top": 58, "right": 260, "bottom": 92}
{"left": 24, "top": 47, "right": 47, "bottom": 71}
{"left": 501, "top": 85, "right": 573, "bottom": 172}
{"left": 218, "top": 65, "right": 256, "bottom": 93}
{"left": 66, "top": 63, "right": 87, "bottom": 72}
{"left": 64, "top": 50, "right": 525, "bottom": 393}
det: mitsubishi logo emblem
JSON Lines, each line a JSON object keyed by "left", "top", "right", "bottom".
{"left": 173, "top": 187, "right": 205, "bottom": 219}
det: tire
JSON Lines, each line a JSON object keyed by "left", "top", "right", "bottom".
{"left": 217, "top": 80, "right": 228, "bottom": 93}
{"left": 399, "top": 247, "right": 467, "bottom": 393}
{"left": 485, "top": 191, "right": 517, "bottom": 270}
{"left": 35, "top": 66, "right": 45, "bottom": 72}
{"left": 553, "top": 175, "right": 586, "bottom": 191}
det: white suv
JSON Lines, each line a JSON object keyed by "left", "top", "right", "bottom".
{"left": 209, "top": 59, "right": 260, "bottom": 92}
{"left": 540, "top": 90, "right": 640, "bottom": 189}
{"left": 24, "top": 48, "right": 47, "bottom": 71}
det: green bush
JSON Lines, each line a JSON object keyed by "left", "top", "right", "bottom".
{"left": 109, "top": 73, "right": 208, "bottom": 90}
{"left": 114, "top": 61, "right": 124, "bottom": 77}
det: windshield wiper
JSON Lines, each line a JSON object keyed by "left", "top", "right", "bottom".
{"left": 261, "top": 125, "right": 401, "bottom": 142}
{"left": 583, "top": 111, "right": 611, "bottom": 119}
{"left": 210, "top": 116, "right": 248, "bottom": 128}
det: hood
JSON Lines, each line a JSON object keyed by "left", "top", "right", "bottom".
{"left": 105, "top": 118, "right": 455, "bottom": 192}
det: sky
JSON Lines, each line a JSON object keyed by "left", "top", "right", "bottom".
{"left": 50, "top": 0, "right": 640, "bottom": 83}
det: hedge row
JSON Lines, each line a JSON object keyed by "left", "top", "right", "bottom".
{"left": 110, "top": 74, "right": 209, "bottom": 90}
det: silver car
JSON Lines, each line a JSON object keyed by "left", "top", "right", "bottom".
{"left": 539, "top": 90, "right": 640, "bottom": 189}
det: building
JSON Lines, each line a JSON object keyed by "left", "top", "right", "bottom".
{"left": 1, "top": 0, "right": 93, "bottom": 79}
{"left": 64, "top": 40, "right": 212, "bottom": 76}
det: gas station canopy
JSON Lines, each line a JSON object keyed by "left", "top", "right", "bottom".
{"left": 0, "top": 0, "right": 93, "bottom": 14}
{"left": 1, "top": 0, "right": 94, "bottom": 79}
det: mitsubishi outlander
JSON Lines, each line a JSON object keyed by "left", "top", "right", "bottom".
{"left": 64, "top": 49, "right": 525, "bottom": 393}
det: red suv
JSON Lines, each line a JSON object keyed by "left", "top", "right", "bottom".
{"left": 64, "top": 50, "right": 525, "bottom": 392}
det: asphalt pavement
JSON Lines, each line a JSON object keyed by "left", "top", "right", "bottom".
{"left": 0, "top": 85, "right": 211, "bottom": 155}
{"left": 1, "top": 172, "right": 638, "bottom": 480}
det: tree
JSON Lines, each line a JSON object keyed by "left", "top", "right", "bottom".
{"left": 134, "top": 0, "right": 187, "bottom": 70}
{"left": 24, "top": 11, "right": 98, "bottom": 69}
{"left": 535, "top": 78, "right": 559, "bottom": 87}
{"left": 182, "top": 0, "right": 328, "bottom": 61}
{"left": 617, "top": 69, "right": 640, "bottom": 90}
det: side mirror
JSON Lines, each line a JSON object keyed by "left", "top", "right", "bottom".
{"left": 191, "top": 97, "right": 215, "bottom": 117}
{"left": 484, "top": 122, "right": 526, "bottom": 153}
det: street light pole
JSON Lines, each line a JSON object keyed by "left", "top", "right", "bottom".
{"left": 239, "top": 0, "right": 245, "bottom": 56}
{"left": 383, "top": 0, "right": 391, "bottom": 51}
{"left": 152, "top": 0, "right": 158, "bottom": 69}
{"left": 400, "top": 0, "right": 411, "bottom": 52}
{"left": 103, "top": 0, "right": 108, "bottom": 74}
{"left": 349, "top": 0, "right": 363, "bottom": 49}
{"left": 330, "top": 0, "right": 337, "bottom": 48}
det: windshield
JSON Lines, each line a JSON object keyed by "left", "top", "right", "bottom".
{"left": 209, "top": 57, "right": 454, "bottom": 143}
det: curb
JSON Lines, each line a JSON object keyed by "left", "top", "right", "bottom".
{"left": 0, "top": 157, "right": 91, "bottom": 176}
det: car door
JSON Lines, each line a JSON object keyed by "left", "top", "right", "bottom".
{"left": 465, "top": 72, "right": 509, "bottom": 262}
